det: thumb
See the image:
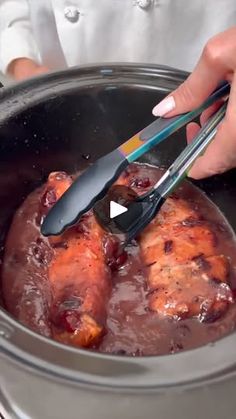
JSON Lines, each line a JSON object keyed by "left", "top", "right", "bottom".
{"left": 152, "top": 39, "right": 227, "bottom": 117}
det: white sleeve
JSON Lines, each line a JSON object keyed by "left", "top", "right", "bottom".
{"left": 0, "top": 0, "right": 41, "bottom": 74}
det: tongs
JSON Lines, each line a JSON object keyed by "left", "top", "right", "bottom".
{"left": 41, "top": 82, "right": 230, "bottom": 237}
{"left": 113, "top": 99, "right": 227, "bottom": 244}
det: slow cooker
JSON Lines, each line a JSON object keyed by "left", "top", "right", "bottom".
{"left": 0, "top": 64, "right": 236, "bottom": 419}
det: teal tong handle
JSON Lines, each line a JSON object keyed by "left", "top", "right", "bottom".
{"left": 127, "top": 81, "right": 230, "bottom": 162}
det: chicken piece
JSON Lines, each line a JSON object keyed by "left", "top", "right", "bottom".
{"left": 42, "top": 172, "right": 111, "bottom": 347}
{"left": 2, "top": 187, "right": 54, "bottom": 337}
{"left": 148, "top": 255, "right": 232, "bottom": 321}
{"left": 140, "top": 196, "right": 233, "bottom": 321}
{"left": 2, "top": 171, "right": 111, "bottom": 348}
{"left": 49, "top": 224, "right": 110, "bottom": 347}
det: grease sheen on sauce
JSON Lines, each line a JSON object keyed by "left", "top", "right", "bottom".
{"left": 98, "top": 165, "right": 236, "bottom": 356}
{"left": 2, "top": 164, "right": 236, "bottom": 356}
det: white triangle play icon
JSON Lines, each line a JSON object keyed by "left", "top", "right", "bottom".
{"left": 110, "top": 201, "right": 128, "bottom": 219}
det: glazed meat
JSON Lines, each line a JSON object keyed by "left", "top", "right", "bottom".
{"left": 140, "top": 196, "right": 233, "bottom": 321}
{"left": 1, "top": 164, "right": 235, "bottom": 354}
{"left": 46, "top": 173, "right": 112, "bottom": 346}
{"left": 2, "top": 172, "right": 111, "bottom": 347}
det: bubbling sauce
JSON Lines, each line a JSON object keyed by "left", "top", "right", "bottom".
{"left": 1, "top": 164, "right": 236, "bottom": 356}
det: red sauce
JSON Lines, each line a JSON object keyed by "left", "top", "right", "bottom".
{"left": 98, "top": 165, "right": 236, "bottom": 355}
{"left": 1, "top": 163, "right": 236, "bottom": 356}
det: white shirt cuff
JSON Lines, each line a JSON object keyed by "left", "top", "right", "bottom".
{"left": 0, "top": 26, "right": 40, "bottom": 74}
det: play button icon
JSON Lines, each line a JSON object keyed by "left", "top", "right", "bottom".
{"left": 93, "top": 184, "right": 139, "bottom": 236}
{"left": 110, "top": 201, "right": 128, "bottom": 219}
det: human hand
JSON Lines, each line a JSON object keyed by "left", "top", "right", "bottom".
{"left": 152, "top": 27, "right": 236, "bottom": 179}
{"left": 8, "top": 58, "right": 49, "bottom": 81}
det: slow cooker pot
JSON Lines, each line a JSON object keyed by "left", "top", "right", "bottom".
{"left": 0, "top": 64, "right": 236, "bottom": 419}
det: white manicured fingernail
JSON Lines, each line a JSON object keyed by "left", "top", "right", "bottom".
{"left": 152, "top": 96, "right": 176, "bottom": 117}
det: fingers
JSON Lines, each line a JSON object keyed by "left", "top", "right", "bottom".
{"left": 188, "top": 72, "right": 236, "bottom": 179}
{"left": 186, "top": 122, "right": 200, "bottom": 144}
{"left": 152, "top": 55, "right": 222, "bottom": 117}
{"left": 199, "top": 100, "right": 224, "bottom": 126}
{"left": 152, "top": 27, "right": 236, "bottom": 117}
{"left": 8, "top": 58, "right": 49, "bottom": 81}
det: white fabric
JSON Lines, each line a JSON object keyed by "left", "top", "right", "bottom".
{"left": 0, "top": 0, "right": 236, "bottom": 74}
{"left": 0, "top": 0, "right": 40, "bottom": 73}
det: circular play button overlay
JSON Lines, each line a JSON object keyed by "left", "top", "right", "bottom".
{"left": 93, "top": 184, "right": 140, "bottom": 236}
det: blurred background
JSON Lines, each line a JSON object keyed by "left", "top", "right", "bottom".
{"left": 0, "top": 72, "right": 11, "bottom": 85}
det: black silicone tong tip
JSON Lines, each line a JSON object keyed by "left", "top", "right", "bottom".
{"left": 115, "top": 191, "right": 165, "bottom": 245}
{"left": 41, "top": 150, "right": 127, "bottom": 236}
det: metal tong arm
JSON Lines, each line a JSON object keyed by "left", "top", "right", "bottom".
{"left": 153, "top": 100, "right": 228, "bottom": 198}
